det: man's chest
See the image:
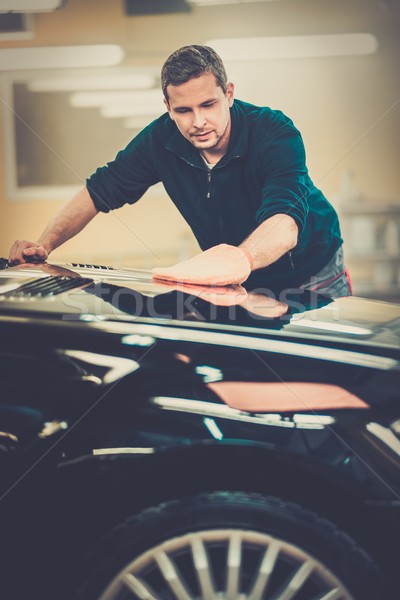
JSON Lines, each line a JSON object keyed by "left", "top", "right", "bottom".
{"left": 160, "top": 158, "right": 263, "bottom": 247}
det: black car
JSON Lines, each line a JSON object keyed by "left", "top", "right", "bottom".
{"left": 0, "top": 259, "right": 399, "bottom": 600}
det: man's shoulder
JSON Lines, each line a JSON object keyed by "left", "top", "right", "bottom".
{"left": 121, "top": 112, "right": 176, "bottom": 156}
{"left": 138, "top": 112, "right": 175, "bottom": 141}
{"left": 234, "top": 99, "right": 295, "bottom": 131}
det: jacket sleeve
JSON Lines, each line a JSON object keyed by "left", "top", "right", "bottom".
{"left": 254, "top": 116, "right": 311, "bottom": 236}
{"left": 86, "top": 123, "right": 161, "bottom": 213}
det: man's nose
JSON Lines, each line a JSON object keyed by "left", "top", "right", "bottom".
{"left": 193, "top": 110, "right": 206, "bottom": 128}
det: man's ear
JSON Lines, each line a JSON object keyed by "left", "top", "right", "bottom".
{"left": 226, "top": 82, "right": 234, "bottom": 108}
{"left": 164, "top": 97, "right": 174, "bottom": 120}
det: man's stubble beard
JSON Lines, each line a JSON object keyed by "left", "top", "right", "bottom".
{"left": 191, "top": 116, "right": 230, "bottom": 151}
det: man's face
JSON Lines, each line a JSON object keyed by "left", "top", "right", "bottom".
{"left": 165, "top": 72, "right": 234, "bottom": 158}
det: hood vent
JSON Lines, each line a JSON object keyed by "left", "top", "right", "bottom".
{"left": 2, "top": 276, "right": 92, "bottom": 299}
{"left": 67, "top": 262, "right": 119, "bottom": 271}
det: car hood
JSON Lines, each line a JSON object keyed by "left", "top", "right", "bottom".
{"left": 1, "top": 260, "right": 400, "bottom": 351}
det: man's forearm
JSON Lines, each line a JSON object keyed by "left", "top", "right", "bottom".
{"left": 239, "top": 214, "right": 298, "bottom": 271}
{"left": 38, "top": 186, "right": 99, "bottom": 253}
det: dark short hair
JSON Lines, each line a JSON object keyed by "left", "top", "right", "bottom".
{"left": 161, "top": 45, "right": 228, "bottom": 101}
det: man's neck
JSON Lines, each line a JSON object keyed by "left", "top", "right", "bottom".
{"left": 200, "top": 149, "right": 224, "bottom": 166}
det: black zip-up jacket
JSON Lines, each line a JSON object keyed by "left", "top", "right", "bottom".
{"left": 87, "top": 99, "right": 342, "bottom": 292}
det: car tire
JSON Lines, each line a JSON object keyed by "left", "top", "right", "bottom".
{"left": 75, "top": 491, "right": 386, "bottom": 600}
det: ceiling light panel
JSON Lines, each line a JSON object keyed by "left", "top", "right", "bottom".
{"left": 27, "top": 73, "right": 155, "bottom": 92}
{"left": 100, "top": 105, "right": 163, "bottom": 118}
{"left": 189, "top": 0, "right": 278, "bottom": 5}
{"left": 0, "top": 0, "right": 64, "bottom": 12}
{"left": 70, "top": 90, "right": 163, "bottom": 108}
{"left": 0, "top": 45, "right": 124, "bottom": 70}
{"left": 206, "top": 34, "right": 378, "bottom": 60}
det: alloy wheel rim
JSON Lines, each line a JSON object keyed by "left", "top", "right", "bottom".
{"left": 99, "top": 528, "right": 355, "bottom": 600}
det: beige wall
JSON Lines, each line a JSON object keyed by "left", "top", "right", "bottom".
{"left": 0, "top": 0, "right": 399, "bottom": 270}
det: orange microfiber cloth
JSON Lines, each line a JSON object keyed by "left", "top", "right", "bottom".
{"left": 152, "top": 243, "right": 252, "bottom": 286}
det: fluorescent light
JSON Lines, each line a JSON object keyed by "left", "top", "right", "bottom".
{"left": 101, "top": 105, "right": 163, "bottom": 118}
{"left": 205, "top": 34, "right": 378, "bottom": 60}
{"left": 0, "top": 0, "right": 63, "bottom": 11}
{"left": 27, "top": 73, "right": 155, "bottom": 92}
{"left": 0, "top": 45, "right": 124, "bottom": 70}
{"left": 189, "top": 0, "right": 277, "bottom": 5}
{"left": 70, "top": 90, "right": 163, "bottom": 108}
{"left": 71, "top": 89, "right": 165, "bottom": 118}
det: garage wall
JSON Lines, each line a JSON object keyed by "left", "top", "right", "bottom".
{"left": 0, "top": 0, "right": 399, "bottom": 274}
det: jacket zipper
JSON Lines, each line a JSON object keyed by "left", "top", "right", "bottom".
{"left": 170, "top": 152, "right": 242, "bottom": 202}
{"left": 204, "top": 156, "right": 240, "bottom": 201}
{"left": 288, "top": 250, "right": 294, "bottom": 269}
{"left": 171, "top": 153, "right": 242, "bottom": 243}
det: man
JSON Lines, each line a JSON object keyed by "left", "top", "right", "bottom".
{"left": 9, "top": 45, "right": 351, "bottom": 298}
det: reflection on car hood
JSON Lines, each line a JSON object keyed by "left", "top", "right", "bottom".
{"left": 1, "top": 260, "right": 400, "bottom": 349}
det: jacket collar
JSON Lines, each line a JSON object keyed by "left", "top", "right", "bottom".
{"left": 164, "top": 100, "right": 249, "bottom": 168}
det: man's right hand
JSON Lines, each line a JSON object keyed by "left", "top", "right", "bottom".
{"left": 8, "top": 240, "right": 49, "bottom": 265}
